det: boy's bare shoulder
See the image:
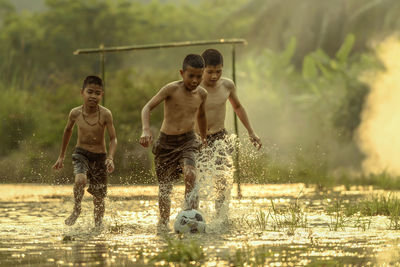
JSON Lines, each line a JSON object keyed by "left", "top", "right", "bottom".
{"left": 99, "top": 105, "right": 113, "bottom": 120}
{"left": 162, "top": 81, "right": 181, "bottom": 93}
{"left": 99, "top": 105, "right": 112, "bottom": 114}
{"left": 197, "top": 86, "right": 208, "bottom": 98}
{"left": 69, "top": 106, "right": 82, "bottom": 119}
{"left": 220, "top": 77, "right": 235, "bottom": 90}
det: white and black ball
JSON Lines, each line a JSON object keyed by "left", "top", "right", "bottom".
{"left": 174, "top": 209, "right": 206, "bottom": 234}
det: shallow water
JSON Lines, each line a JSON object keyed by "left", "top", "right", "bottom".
{"left": 1, "top": 183, "right": 400, "bottom": 266}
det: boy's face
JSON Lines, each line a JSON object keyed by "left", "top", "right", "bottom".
{"left": 180, "top": 66, "right": 204, "bottom": 91}
{"left": 81, "top": 83, "right": 103, "bottom": 107}
{"left": 203, "top": 64, "right": 223, "bottom": 86}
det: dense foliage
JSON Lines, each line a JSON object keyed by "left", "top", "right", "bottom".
{"left": 0, "top": 0, "right": 398, "bottom": 185}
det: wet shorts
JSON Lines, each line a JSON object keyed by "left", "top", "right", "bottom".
{"left": 72, "top": 147, "right": 107, "bottom": 198}
{"left": 152, "top": 131, "right": 201, "bottom": 183}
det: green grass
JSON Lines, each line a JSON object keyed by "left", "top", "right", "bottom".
{"left": 326, "top": 194, "right": 400, "bottom": 230}
{"left": 150, "top": 237, "right": 205, "bottom": 265}
{"left": 225, "top": 244, "right": 272, "bottom": 267}
{"left": 326, "top": 199, "right": 348, "bottom": 231}
{"left": 238, "top": 197, "right": 308, "bottom": 235}
{"left": 343, "top": 194, "right": 400, "bottom": 217}
{"left": 241, "top": 192, "right": 400, "bottom": 233}
{"left": 269, "top": 199, "right": 308, "bottom": 235}
{"left": 353, "top": 214, "right": 372, "bottom": 231}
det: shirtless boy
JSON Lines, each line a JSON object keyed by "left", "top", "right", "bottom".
{"left": 53, "top": 75, "right": 117, "bottom": 227}
{"left": 199, "top": 49, "right": 262, "bottom": 212}
{"left": 140, "top": 54, "right": 207, "bottom": 230}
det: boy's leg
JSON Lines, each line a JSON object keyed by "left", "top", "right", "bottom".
{"left": 158, "top": 182, "right": 173, "bottom": 226}
{"left": 93, "top": 196, "right": 105, "bottom": 227}
{"left": 183, "top": 165, "right": 198, "bottom": 210}
{"left": 65, "top": 173, "right": 87, "bottom": 226}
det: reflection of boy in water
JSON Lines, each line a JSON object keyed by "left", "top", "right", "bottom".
{"left": 140, "top": 54, "right": 208, "bottom": 231}
{"left": 53, "top": 76, "right": 117, "bottom": 227}
{"left": 197, "top": 49, "right": 262, "bottom": 214}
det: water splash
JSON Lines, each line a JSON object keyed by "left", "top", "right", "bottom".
{"left": 194, "top": 134, "right": 237, "bottom": 232}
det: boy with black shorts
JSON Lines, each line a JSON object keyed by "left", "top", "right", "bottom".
{"left": 140, "top": 54, "right": 207, "bottom": 231}
{"left": 53, "top": 75, "right": 117, "bottom": 227}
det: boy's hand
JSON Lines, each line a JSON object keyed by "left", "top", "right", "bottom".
{"left": 52, "top": 157, "right": 64, "bottom": 170}
{"left": 249, "top": 133, "right": 262, "bottom": 150}
{"left": 140, "top": 130, "right": 153, "bottom": 148}
{"left": 105, "top": 158, "right": 114, "bottom": 173}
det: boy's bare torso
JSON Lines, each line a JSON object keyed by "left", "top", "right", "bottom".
{"left": 199, "top": 77, "right": 233, "bottom": 135}
{"left": 161, "top": 81, "right": 207, "bottom": 135}
{"left": 71, "top": 105, "right": 110, "bottom": 153}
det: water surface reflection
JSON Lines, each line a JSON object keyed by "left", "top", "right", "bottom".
{"left": 1, "top": 184, "right": 400, "bottom": 266}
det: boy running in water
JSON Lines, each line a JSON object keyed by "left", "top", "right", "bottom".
{"left": 53, "top": 75, "right": 117, "bottom": 227}
{"left": 140, "top": 54, "right": 207, "bottom": 231}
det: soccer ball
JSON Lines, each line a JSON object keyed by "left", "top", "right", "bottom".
{"left": 174, "top": 209, "right": 206, "bottom": 234}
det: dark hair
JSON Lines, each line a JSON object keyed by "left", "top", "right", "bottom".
{"left": 182, "top": 54, "right": 204, "bottom": 71}
{"left": 82, "top": 75, "right": 103, "bottom": 90}
{"left": 201, "top": 49, "right": 223, "bottom": 66}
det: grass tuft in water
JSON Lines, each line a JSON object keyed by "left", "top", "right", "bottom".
{"left": 343, "top": 194, "right": 400, "bottom": 230}
{"left": 388, "top": 205, "right": 400, "bottom": 230}
{"left": 255, "top": 209, "right": 270, "bottom": 231}
{"left": 226, "top": 244, "right": 272, "bottom": 267}
{"left": 150, "top": 237, "right": 205, "bottom": 265}
{"left": 358, "top": 194, "right": 400, "bottom": 216}
{"left": 329, "top": 194, "right": 400, "bottom": 230}
{"left": 269, "top": 199, "right": 308, "bottom": 235}
{"left": 326, "top": 199, "right": 347, "bottom": 231}
{"left": 238, "top": 209, "right": 271, "bottom": 231}
{"left": 353, "top": 214, "right": 372, "bottom": 231}
{"left": 239, "top": 198, "right": 308, "bottom": 235}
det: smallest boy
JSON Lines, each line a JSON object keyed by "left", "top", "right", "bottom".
{"left": 53, "top": 75, "right": 117, "bottom": 227}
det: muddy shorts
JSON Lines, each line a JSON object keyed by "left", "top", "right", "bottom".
{"left": 152, "top": 131, "right": 201, "bottom": 183}
{"left": 72, "top": 147, "right": 107, "bottom": 198}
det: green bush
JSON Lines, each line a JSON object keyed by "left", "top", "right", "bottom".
{"left": 0, "top": 88, "right": 35, "bottom": 156}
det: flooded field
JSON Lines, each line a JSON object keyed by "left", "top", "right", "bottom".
{"left": 1, "top": 183, "right": 400, "bottom": 266}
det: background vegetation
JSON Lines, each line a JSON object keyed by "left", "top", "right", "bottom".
{"left": 1, "top": 0, "right": 400, "bottom": 187}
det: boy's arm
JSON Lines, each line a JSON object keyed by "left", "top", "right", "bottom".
{"left": 140, "top": 84, "right": 172, "bottom": 147}
{"left": 197, "top": 90, "right": 207, "bottom": 145}
{"left": 52, "top": 109, "right": 77, "bottom": 170}
{"left": 105, "top": 110, "right": 117, "bottom": 173}
{"left": 227, "top": 81, "right": 262, "bottom": 150}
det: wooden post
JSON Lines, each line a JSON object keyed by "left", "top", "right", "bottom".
{"left": 100, "top": 44, "right": 105, "bottom": 106}
{"left": 231, "top": 44, "right": 242, "bottom": 198}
